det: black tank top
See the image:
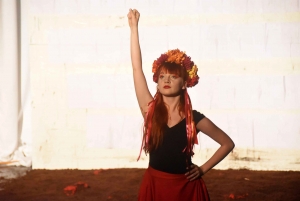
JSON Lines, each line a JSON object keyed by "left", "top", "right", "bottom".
{"left": 149, "top": 110, "right": 205, "bottom": 174}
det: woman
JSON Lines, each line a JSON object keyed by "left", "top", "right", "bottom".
{"left": 127, "top": 8, "right": 235, "bottom": 201}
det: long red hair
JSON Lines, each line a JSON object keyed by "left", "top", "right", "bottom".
{"left": 145, "top": 62, "right": 188, "bottom": 152}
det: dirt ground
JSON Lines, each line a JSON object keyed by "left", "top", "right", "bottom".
{"left": 0, "top": 167, "right": 299, "bottom": 201}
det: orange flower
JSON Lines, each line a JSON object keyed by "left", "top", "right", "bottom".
{"left": 152, "top": 49, "right": 199, "bottom": 87}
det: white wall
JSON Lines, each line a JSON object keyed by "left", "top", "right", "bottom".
{"left": 28, "top": 0, "right": 300, "bottom": 170}
{"left": 0, "top": 0, "right": 20, "bottom": 164}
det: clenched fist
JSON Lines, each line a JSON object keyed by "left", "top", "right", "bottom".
{"left": 127, "top": 8, "right": 140, "bottom": 29}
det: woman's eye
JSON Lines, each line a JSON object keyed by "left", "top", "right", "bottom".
{"left": 171, "top": 75, "right": 178, "bottom": 79}
{"left": 159, "top": 75, "right": 164, "bottom": 79}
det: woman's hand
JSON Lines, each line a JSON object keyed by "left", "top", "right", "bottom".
{"left": 127, "top": 8, "right": 140, "bottom": 29}
{"left": 185, "top": 164, "right": 204, "bottom": 181}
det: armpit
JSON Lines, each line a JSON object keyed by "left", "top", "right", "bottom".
{"left": 140, "top": 105, "right": 149, "bottom": 117}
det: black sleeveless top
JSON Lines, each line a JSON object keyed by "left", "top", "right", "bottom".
{"left": 149, "top": 110, "right": 205, "bottom": 174}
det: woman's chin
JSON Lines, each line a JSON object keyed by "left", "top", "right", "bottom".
{"left": 161, "top": 92, "right": 181, "bottom": 97}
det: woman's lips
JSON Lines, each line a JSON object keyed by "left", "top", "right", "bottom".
{"left": 163, "top": 86, "right": 171, "bottom": 89}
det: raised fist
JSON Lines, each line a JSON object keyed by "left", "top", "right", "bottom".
{"left": 127, "top": 8, "right": 140, "bottom": 28}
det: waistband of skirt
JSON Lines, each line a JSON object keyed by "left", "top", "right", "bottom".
{"left": 147, "top": 166, "right": 187, "bottom": 180}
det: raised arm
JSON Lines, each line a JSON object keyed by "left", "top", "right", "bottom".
{"left": 127, "top": 9, "right": 153, "bottom": 116}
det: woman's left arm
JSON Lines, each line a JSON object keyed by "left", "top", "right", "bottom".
{"left": 186, "top": 117, "right": 235, "bottom": 181}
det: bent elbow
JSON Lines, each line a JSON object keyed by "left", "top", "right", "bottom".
{"left": 230, "top": 140, "right": 235, "bottom": 151}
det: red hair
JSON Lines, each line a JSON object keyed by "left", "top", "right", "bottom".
{"left": 137, "top": 50, "right": 200, "bottom": 161}
{"left": 137, "top": 62, "right": 198, "bottom": 161}
{"left": 146, "top": 62, "right": 188, "bottom": 152}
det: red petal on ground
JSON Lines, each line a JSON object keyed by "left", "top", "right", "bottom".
{"left": 63, "top": 185, "right": 77, "bottom": 196}
{"left": 75, "top": 181, "right": 89, "bottom": 188}
{"left": 228, "top": 193, "right": 235, "bottom": 199}
{"left": 63, "top": 182, "right": 89, "bottom": 196}
{"left": 93, "top": 170, "right": 103, "bottom": 175}
{"left": 237, "top": 193, "right": 249, "bottom": 199}
{"left": 227, "top": 193, "right": 249, "bottom": 199}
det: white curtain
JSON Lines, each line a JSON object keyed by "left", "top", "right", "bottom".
{"left": 0, "top": 0, "right": 31, "bottom": 167}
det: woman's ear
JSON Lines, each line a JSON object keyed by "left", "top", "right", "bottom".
{"left": 182, "top": 81, "right": 187, "bottom": 89}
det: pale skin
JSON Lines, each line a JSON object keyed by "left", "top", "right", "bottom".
{"left": 128, "top": 9, "right": 235, "bottom": 181}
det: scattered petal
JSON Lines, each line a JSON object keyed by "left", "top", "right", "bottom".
{"left": 227, "top": 193, "right": 249, "bottom": 199}
{"left": 64, "top": 185, "right": 77, "bottom": 196}
{"left": 229, "top": 193, "right": 235, "bottom": 199}
{"left": 94, "top": 169, "right": 103, "bottom": 175}
{"left": 63, "top": 181, "right": 89, "bottom": 196}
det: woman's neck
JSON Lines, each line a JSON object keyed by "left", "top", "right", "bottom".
{"left": 162, "top": 95, "right": 181, "bottom": 113}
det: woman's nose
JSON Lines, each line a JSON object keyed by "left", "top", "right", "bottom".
{"left": 164, "top": 76, "right": 170, "bottom": 82}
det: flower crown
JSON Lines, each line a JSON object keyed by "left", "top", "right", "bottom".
{"left": 152, "top": 49, "right": 199, "bottom": 87}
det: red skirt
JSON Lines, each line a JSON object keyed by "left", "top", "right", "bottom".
{"left": 138, "top": 166, "right": 210, "bottom": 201}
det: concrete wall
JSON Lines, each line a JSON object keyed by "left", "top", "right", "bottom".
{"left": 28, "top": 0, "right": 300, "bottom": 170}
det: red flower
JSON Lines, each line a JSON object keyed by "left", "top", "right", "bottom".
{"left": 183, "top": 56, "right": 193, "bottom": 70}
{"left": 152, "top": 49, "right": 199, "bottom": 87}
{"left": 187, "top": 76, "right": 199, "bottom": 88}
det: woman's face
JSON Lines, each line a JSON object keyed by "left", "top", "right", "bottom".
{"left": 157, "top": 70, "right": 186, "bottom": 97}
